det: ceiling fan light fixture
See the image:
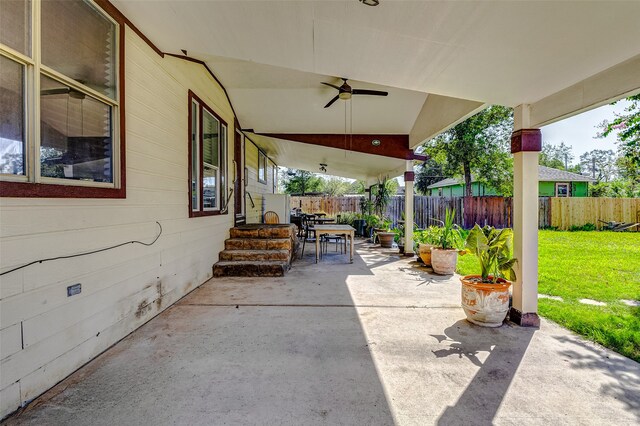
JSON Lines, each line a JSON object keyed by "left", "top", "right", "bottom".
{"left": 360, "top": 0, "right": 380, "bottom": 6}
{"left": 338, "top": 92, "right": 351, "bottom": 100}
{"left": 371, "top": 139, "right": 381, "bottom": 146}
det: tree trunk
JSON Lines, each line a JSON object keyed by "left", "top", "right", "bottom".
{"left": 463, "top": 163, "right": 472, "bottom": 197}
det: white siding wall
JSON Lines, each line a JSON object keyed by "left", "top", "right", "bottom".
{"left": 0, "top": 27, "right": 235, "bottom": 417}
{"left": 244, "top": 141, "right": 276, "bottom": 223}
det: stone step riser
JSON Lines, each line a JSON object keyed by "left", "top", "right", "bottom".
{"left": 213, "top": 262, "right": 288, "bottom": 278}
{"left": 230, "top": 227, "right": 292, "bottom": 239}
{"left": 215, "top": 225, "right": 298, "bottom": 277}
{"left": 219, "top": 250, "right": 289, "bottom": 262}
{"left": 224, "top": 238, "right": 292, "bottom": 251}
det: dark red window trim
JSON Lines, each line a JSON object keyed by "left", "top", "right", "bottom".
{"left": 0, "top": 0, "right": 126, "bottom": 199}
{"left": 188, "top": 90, "right": 228, "bottom": 218}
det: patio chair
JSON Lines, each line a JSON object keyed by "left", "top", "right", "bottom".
{"left": 322, "top": 233, "right": 346, "bottom": 254}
{"left": 300, "top": 220, "right": 320, "bottom": 259}
{"left": 264, "top": 211, "right": 279, "bottom": 224}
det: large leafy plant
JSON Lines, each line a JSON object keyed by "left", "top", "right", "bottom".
{"left": 432, "top": 208, "right": 464, "bottom": 250}
{"left": 464, "top": 224, "right": 517, "bottom": 283}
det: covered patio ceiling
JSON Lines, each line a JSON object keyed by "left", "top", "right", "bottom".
{"left": 113, "top": 0, "right": 640, "bottom": 171}
{"left": 247, "top": 132, "right": 408, "bottom": 182}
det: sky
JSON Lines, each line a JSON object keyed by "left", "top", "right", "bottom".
{"left": 541, "top": 99, "right": 629, "bottom": 159}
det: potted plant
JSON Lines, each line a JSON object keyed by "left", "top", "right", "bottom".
{"left": 393, "top": 227, "right": 404, "bottom": 253}
{"left": 376, "top": 219, "right": 395, "bottom": 248}
{"left": 363, "top": 214, "right": 381, "bottom": 240}
{"left": 460, "top": 224, "right": 517, "bottom": 327}
{"left": 430, "top": 208, "right": 464, "bottom": 275}
{"left": 414, "top": 226, "right": 441, "bottom": 266}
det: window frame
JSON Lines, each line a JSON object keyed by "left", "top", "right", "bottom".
{"left": 555, "top": 182, "right": 569, "bottom": 197}
{"left": 188, "top": 90, "right": 228, "bottom": 218}
{"left": 0, "top": 0, "right": 126, "bottom": 198}
{"left": 258, "top": 150, "right": 267, "bottom": 184}
{"left": 272, "top": 163, "right": 277, "bottom": 193}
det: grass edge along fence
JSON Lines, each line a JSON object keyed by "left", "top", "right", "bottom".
{"left": 291, "top": 196, "right": 640, "bottom": 231}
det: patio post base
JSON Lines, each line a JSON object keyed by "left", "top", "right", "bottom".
{"left": 509, "top": 307, "right": 540, "bottom": 327}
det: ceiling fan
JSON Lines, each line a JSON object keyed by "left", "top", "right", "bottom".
{"left": 321, "top": 78, "right": 388, "bottom": 108}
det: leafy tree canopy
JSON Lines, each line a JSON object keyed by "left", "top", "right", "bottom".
{"left": 579, "top": 149, "right": 618, "bottom": 182}
{"left": 421, "top": 106, "right": 514, "bottom": 196}
{"left": 281, "top": 169, "right": 323, "bottom": 195}
{"left": 598, "top": 94, "right": 640, "bottom": 169}
{"left": 539, "top": 141, "right": 576, "bottom": 171}
{"left": 415, "top": 157, "right": 446, "bottom": 195}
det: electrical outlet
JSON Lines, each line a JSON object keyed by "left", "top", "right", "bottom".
{"left": 67, "top": 283, "right": 81, "bottom": 297}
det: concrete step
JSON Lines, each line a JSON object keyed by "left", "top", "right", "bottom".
{"left": 230, "top": 225, "right": 295, "bottom": 239}
{"left": 213, "top": 261, "right": 289, "bottom": 277}
{"left": 219, "top": 249, "right": 289, "bottom": 262}
{"left": 224, "top": 238, "right": 292, "bottom": 251}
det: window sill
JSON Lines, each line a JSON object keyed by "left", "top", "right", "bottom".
{"left": 189, "top": 209, "right": 228, "bottom": 218}
{"left": 0, "top": 181, "right": 125, "bottom": 198}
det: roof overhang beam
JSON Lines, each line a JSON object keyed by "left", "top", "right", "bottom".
{"left": 409, "top": 94, "right": 486, "bottom": 149}
{"left": 530, "top": 54, "right": 640, "bottom": 128}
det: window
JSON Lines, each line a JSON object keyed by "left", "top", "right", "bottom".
{"left": 272, "top": 164, "right": 277, "bottom": 193}
{"left": 258, "top": 150, "right": 267, "bottom": 184}
{"left": 188, "top": 91, "right": 228, "bottom": 217}
{"left": 556, "top": 183, "right": 569, "bottom": 197}
{"left": 0, "top": 0, "right": 123, "bottom": 197}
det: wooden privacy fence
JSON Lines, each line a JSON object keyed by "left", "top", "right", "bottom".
{"left": 291, "top": 196, "right": 362, "bottom": 216}
{"left": 385, "top": 196, "right": 463, "bottom": 228}
{"left": 551, "top": 197, "right": 640, "bottom": 230}
{"left": 290, "top": 196, "right": 639, "bottom": 230}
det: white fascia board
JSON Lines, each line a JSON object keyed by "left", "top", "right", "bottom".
{"left": 530, "top": 55, "right": 640, "bottom": 128}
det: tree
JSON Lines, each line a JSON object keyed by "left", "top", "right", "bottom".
{"left": 415, "top": 157, "right": 446, "bottom": 195}
{"left": 321, "top": 177, "right": 351, "bottom": 196}
{"left": 579, "top": 149, "right": 617, "bottom": 182}
{"left": 539, "top": 141, "right": 575, "bottom": 170}
{"left": 281, "top": 169, "right": 323, "bottom": 195}
{"left": 598, "top": 94, "right": 640, "bottom": 169}
{"left": 422, "top": 106, "right": 513, "bottom": 197}
{"left": 346, "top": 180, "right": 366, "bottom": 194}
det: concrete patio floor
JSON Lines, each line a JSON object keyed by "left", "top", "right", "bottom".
{"left": 5, "top": 241, "right": 639, "bottom": 425}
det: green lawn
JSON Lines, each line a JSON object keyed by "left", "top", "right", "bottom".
{"left": 456, "top": 230, "right": 640, "bottom": 362}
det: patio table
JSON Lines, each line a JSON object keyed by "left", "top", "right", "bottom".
{"left": 313, "top": 224, "right": 356, "bottom": 264}
{"left": 313, "top": 218, "right": 335, "bottom": 224}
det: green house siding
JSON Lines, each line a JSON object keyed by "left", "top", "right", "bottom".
{"left": 539, "top": 181, "right": 556, "bottom": 197}
{"left": 572, "top": 181, "right": 589, "bottom": 197}
{"left": 430, "top": 181, "right": 589, "bottom": 197}
{"left": 428, "top": 182, "right": 499, "bottom": 196}
{"left": 538, "top": 181, "right": 589, "bottom": 197}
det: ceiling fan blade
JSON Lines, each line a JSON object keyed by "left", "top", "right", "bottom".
{"left": 352, "top": 89, "right": 388, "bottom": 97}
{"left": 321, "top": 82, "right": 341, "bottom": 90}
{"left": 324, "top": 95, "right": 340, "bottom": 108}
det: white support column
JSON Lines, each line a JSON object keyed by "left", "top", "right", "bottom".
{"left": 404, "top": 160, "right": 415, "bottom": 256}
{"left": 510, "top": 105, "right": 541, "bottom": 327}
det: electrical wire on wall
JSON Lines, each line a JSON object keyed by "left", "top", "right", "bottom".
{"left": 0, "top": 221, "right": 163, "bottom": 277}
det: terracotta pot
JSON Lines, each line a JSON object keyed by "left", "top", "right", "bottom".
{"left": 460, "top": 275, "right": 512, "bottom": 327}
{"left": 418, "top": 243, "right": 436, "bottom": 266}
{"left": 430, "top": 248, "right": 458, "bottom": 275}
{"left": 378, "top": 232, "right": 395, "bottom": 248}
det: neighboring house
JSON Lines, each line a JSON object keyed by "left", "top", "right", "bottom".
{"left": 426, "top": 166, "right": 595, "bottom": 197}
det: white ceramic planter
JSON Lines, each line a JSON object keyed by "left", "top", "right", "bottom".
{"left": 460, "top": 275, "right": 512, "bottom": 327}
{"left": 430, "top": 248, "right": 457, "bottom": 275}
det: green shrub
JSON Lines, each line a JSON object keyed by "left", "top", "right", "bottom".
{"left": 568, "top": 223, "right": 597, "bottom": 232}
